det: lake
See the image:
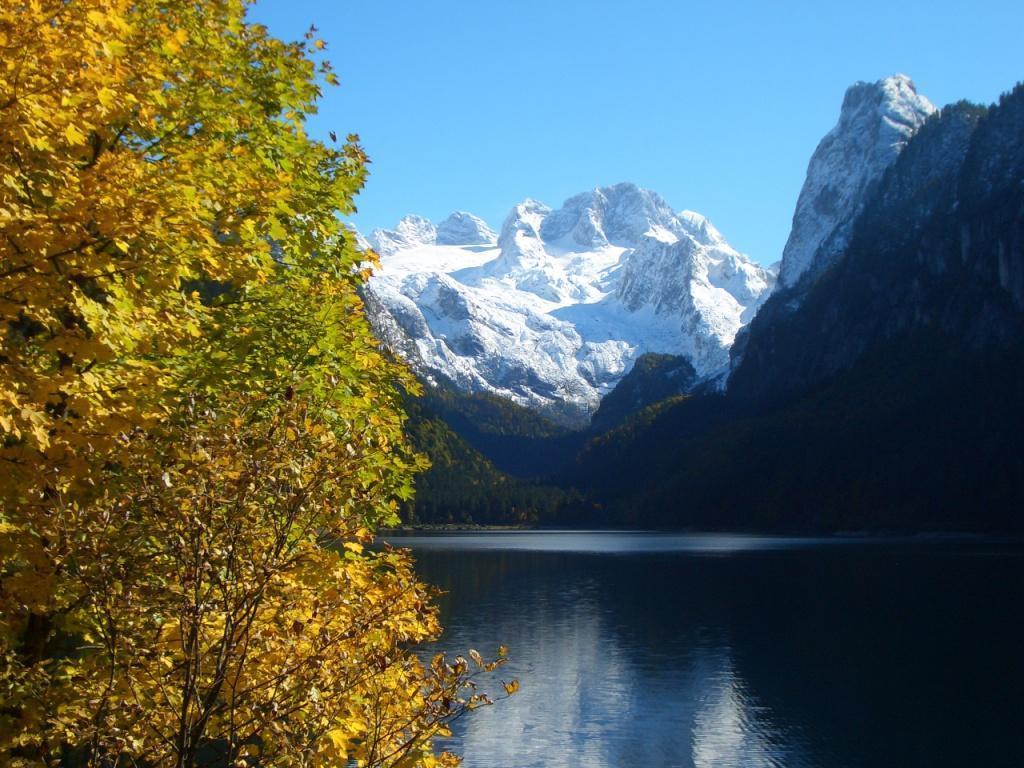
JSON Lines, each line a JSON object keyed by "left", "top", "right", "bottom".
{"left": 383, "top": 531, "right": 1024, "bottom": 768}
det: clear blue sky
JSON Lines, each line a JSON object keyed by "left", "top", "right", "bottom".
{"left": 250, "top": 0, "right": 1023, "bottom": 264}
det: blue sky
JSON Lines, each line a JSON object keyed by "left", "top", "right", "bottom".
{"left": 250, "top": 0, "right": 1023, "bottom": 264}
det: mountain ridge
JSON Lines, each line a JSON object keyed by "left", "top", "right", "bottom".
{"left": 364, "top": 182, "right": 774, "bottom": 425}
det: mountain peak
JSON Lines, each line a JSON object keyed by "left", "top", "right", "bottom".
{"left": 777, "top": 74, "right": 936, "bottom": 288}
{"left": 436, "top": 211, "right": 497, "bottom": 246}
{"left": 539, "top": 183, "right": 679, "bottom": 249}
{"left": 395, "top": 214, "right": 435, "bottom": 238}
{"left": 839, "top": 74, "right": 935, "bottom": 133}
{"left": 372, "top": 214, "right": 437, "bottom": 256}
{"left": 676, "top": 210, "right": 727, "bottom": 247}
{"left": 499, "top": 199, "right": 551, "bottom": 246}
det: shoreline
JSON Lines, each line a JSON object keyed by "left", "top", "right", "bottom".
{"left": 378, "top": 525, "right": 1014, "bottom": 540}
{"left": 380, "top": 523, "right": 536, "bottom": 534}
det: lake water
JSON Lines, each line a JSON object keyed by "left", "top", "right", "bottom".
{"left": 383, "top": 531, "right": 1024, "bottom": 768}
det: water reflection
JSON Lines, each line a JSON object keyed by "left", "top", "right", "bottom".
{"left": 691, "top": 659, "right": 787, "bottom": 768}
{"left": 457, "top": 642, "right": 787, "bottom": 768}
{"left": 389, "top": 533, "right": 1024, "bottom": 768}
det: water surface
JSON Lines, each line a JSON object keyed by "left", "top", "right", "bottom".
{"left": 385, "top": 531, "right": 1024, "bottom": 768}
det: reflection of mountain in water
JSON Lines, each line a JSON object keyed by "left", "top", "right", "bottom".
{"left": 410, "top": 544, "right": 798, "bottom": 768}
{"left": 399, "top": 534, "right": 1024, "bottom": 768}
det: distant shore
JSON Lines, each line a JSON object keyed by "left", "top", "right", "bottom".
{"left": 380, "top": 523, "right": 536, "bottom": 534}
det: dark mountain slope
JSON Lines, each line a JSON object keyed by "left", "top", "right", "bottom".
{"left": 570, "top": 336, "right": 1023, "bottom": 531}
{"left": 589, "top": 353, "right": 696, "bottom": 433}
{"left": 417, "top": 379, "right": 585, "bottom": 478}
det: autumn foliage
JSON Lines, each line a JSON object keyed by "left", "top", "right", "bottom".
{"left": 1, "top": 1, "right": 509, "bottom": 765}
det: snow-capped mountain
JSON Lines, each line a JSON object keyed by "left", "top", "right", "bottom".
{"left": 436, "top": 212, "right": 497, "bottom": 246}
{"left": 373, "top": 212, "right": 497, "bottom": 256}
{"left": 364, "top": 183, "right": 775, "bottom": 424}
{"left": 371, "top": 214, "right": 436, "bottom": 257}
{"left": 777, "top": 74, "right": 936, "bottom": 289}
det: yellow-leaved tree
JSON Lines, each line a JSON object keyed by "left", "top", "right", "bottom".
{"left": 1, "top": 1, "right": 510, "bottom": 765}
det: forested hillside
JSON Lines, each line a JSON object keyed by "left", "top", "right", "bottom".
{"left": 401, "top": 392, "right": 574, "bottom": 524}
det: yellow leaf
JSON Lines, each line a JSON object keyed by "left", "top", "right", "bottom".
{"left": 326, "top": 730, "right": 345, "bottom": 746}
{"left": 103, "top": 40, "right": 127, "bottom": 57}
{"left": 97, "top": 87, "right": 117, "bottom": 109}
{"left": 65, "top": 124, "right": 87, "bottom": 145}
{"left": 324, "top": 729, "right": 347, "bottom": 756}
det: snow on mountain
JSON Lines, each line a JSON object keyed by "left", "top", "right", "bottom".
{"left": 436, "top": 212, "right": 497, "bottom": 246}
{"left": 364, "top": 183, "right": 775, "bottom": 424}
{"left": 777, "top": 74, "right": 936, "bottom": 289}
{"left": 371, "top": 215, "right": 438, "bottom": 257}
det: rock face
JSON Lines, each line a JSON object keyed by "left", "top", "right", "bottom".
{"left": 363, "top": 183, "right": 775, "bottom": 424}
{"left": 728, "top": 74, "right": 935, "bottom": 376}
{"left": 731, "top": 89, "right": 1024, "bottom": 403}
{"left": 777, "top": 74, "right": 936, "bottom": 290}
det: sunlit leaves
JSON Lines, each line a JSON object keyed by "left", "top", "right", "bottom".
{"left": 0, "top": 0, "right": 510, "bottom": 765}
